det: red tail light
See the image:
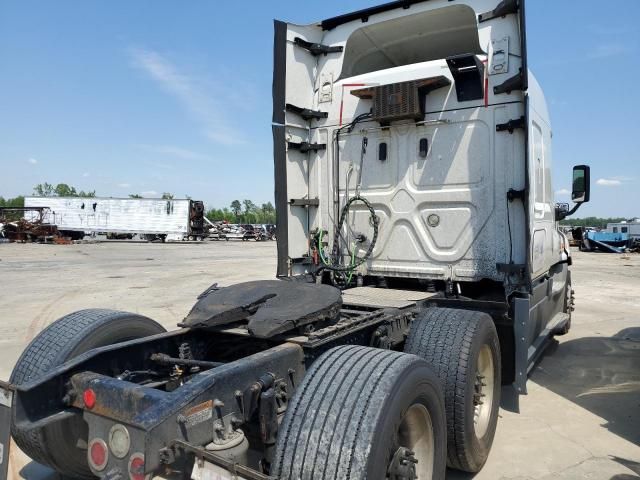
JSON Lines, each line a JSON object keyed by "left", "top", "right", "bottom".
{"left": 83, "top": 388, "right": 96, "bottom": 409}
{"left": 88, "top": 439, "right": 108, "bottom": 471}
{"left": 128, "top": 453, "right": 145, "bottom": 480}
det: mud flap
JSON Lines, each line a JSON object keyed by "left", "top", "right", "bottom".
{"left": 512, "top": 297, "right": 530, "bottom": 395}
{"left": 0, "top": 381, "right": 14, "bottom": 480}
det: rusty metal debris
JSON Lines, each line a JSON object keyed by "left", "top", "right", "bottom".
{"left": 0, "top": 207, "right": 60, "bottom": 243}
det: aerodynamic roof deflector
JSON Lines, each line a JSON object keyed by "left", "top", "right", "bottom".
{"left": 321, "top": 0, "right": 435, "bottom": 30}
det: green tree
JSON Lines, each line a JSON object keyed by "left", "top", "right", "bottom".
{"left": 221, "top": 208, "right": 234, "bottom": 222}
{"left": 230, "top": 200, "right": 242, "bottom": 219}
{"left": 559, "top": 217, "right": 628, "bottom": 229}
{"left": 243, "top": 199, "right": 257, "bottom": 215}
{"left": 161, "top": 192, "right": 174, "bottom": 200}
{"left": 54, "top": 183, "right": 77, "bottom": 197}
{"left": 261, "top": 202, "right": 275, "bottom": 214}
{"left": 0, "top": 195, "right": 25, "bottom": 220}
{"left": 205, "top": 200, "right": 275, "bottom": 224}
{"left": 129, "top": 194, "right": 143, "bottom": 199}
{"left": 33, "top": 183, "right": 54, "bottom": 196}
{"left": 33, "top": 183, "right": 94, "bottom": 197}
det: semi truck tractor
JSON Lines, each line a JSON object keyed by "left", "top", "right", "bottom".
{"left": 0, "top": 1, "right": 591, "bottom": 479}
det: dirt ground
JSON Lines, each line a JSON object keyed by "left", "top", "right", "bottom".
{"left": 0, "top": 241, "right": 638, "bottom": 479}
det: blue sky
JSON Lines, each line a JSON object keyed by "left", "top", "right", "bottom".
{"left": 0, "top": 1, "right": 638, "bottom": 217}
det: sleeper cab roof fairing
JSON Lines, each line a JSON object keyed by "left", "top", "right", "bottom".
{"left": 336, "top": 4, "right": 484, "bottom": 79}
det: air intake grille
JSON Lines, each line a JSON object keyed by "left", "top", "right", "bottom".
{"left": 376, "top": 81, "right": 421, "bottom": 122}
{"left": 351, "top": 76, "right": 451, "bottom": 125}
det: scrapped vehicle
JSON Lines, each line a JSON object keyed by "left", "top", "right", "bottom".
{"left": 221, "top": 224, "right": 255, "bottom": 241}
{"left": 1, "top": 1, "right": 591, "bottom": 479}
{"left": 0, "top": 207, "right": 59, "bottom": 243}
{"left": 253, "top": 225, "right": 271, "bottom": 242}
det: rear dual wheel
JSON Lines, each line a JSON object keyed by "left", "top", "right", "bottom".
{"left": 273, "top": 345, "right": 447, "bottom": 479}
{"left": 405, "top": 308, "right": 501, "bottom": 473}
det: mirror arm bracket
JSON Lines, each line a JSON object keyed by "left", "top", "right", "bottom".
{"left": 558, "top": 203, "right": 582, "bottom": 221}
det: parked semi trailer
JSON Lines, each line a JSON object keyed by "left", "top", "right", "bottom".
{"left": 1, "top": 1, "right": 591, "bottom": 479}
{"left": 23, "top": 196, "right": 207, "bottom": 241}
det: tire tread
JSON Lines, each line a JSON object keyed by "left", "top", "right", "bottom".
{"left": 405, "top": 308, "right": 500, "bottom": 472}
{"left": 273, "top": 346, "right": 442, "bottom": 479}
{"left": 10, "top": 309, "right": 164, "bottom": 475}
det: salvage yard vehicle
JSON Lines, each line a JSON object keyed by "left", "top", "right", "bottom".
{"left": 1, "top": 1, "right": 591, "bottom": 479}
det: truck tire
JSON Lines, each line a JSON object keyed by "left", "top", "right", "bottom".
{"left": 272, "top": 345, "right": 447, "bottom": 480}
{"left": 10, "top": 309, "right": 166, "bottom": 478}
{"left": 405, "top": 308, "right": 501, "bottom": 473}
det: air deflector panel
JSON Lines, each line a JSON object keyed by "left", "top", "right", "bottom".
{"left": 339, "top": 5, "right": 484, "bottom": 78}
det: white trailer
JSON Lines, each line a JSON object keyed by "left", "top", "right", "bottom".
{"left": 607, "top": 221, "right": 640, "bottom": 240}
{"left": 23, "top": 197, "right": 206, "bottom": 240}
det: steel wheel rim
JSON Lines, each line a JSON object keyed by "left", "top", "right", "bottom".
{"left": 395, "top": 403, "right": 434, "bottom": 480}
{"left": 473, "top": 344, "right": 495, "bottom": 438}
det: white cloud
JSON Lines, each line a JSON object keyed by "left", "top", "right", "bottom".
{"left": 117, "top": 183, "right": 132, "bottom": 188}
{"left": 136, "top": 144, "right": 210, "bottom": 161}
{"left": 27, "top": 157, "right": 37, "bottom": 165}
{"left": 596, "top": 178, "right": 622, "bottom": 187}
{"left": 589, "top": 43, "right": 630, "bottom": 59}
{"left": 555, "top": 188, "right": 570, "bottom": 196}
{"left": 128, "top": 47, "right": 244, "bottom": 146}
{"left": 82, "top": 172, "right": 90, "bottom": 177}
{"left": 141, "top": 190, "right": 158, "bottom": 197}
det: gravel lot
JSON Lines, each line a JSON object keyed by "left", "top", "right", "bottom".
{"left": 1, "top": 241, "right": 638, "bottom": 479}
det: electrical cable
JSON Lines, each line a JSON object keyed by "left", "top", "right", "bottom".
{"left": 318, "top": 111, "right": 375, "bottom": 286}
{"left": 506, "top": 198, "right": 513, "bottom": 264}
{"left": 319, "top": 194, "right": 379, "bottom": 274}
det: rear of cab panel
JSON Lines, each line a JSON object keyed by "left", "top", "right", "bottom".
{"left": 273, "top": 0, "right": 545, "bottom": 284}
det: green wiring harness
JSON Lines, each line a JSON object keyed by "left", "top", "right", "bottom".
{"left": 316, "top": 195, "right": 379, "bottom": 287}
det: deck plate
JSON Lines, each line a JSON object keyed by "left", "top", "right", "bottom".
{"left": 342, "top": 287, "right": 438, "bottom": 308}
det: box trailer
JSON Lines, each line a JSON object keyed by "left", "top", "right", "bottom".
{"left": 607, "top": 222, "right": 640, "bottom": 241}
{"left": 23, "top": 196, "right": 207, "bottom": 240}
{"left": 2, "top": 1, "right": 591, "bottom": 479}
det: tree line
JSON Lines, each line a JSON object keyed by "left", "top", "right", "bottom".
{"left": 559, "top": 217, "right": 630, "bottom": 229}
{"left": 0, "top": 184, "right": 277, "bottom": 225}
{"left": 206, "top": 200, "right": 276, "bottom": 224}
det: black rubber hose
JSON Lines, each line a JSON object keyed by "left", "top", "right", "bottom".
{"left": 323, "top": 195, "right": 378, "bottom": 273}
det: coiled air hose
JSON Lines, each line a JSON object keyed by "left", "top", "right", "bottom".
{"left": 318, "top": 195, "right": 379, "bottom": 279}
